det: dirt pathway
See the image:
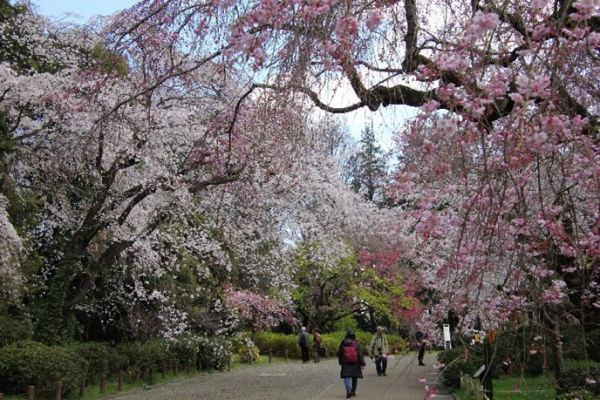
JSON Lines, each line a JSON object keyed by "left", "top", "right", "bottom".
{"left": 110, "top": 352, "right": 453, "bottom": 400}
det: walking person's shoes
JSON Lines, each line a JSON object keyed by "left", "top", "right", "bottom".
{"left": 346, "top": 392, "right": 352, "bottom": 398}
{"left": 350, "top": 390, "right": 356, "bottom": 397}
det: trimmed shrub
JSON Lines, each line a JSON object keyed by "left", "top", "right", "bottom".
{"left": 255, "top": 331, "right": 300, "bottom": 359}
{"left": 168, "top": 335, "right": 197, "bottom": 369}
{"left": 0, "top": 340, "right": 88, "bottom": 398}
{"left": 106, "top": 347, "right": 129, "bottom": 376}
{"left": 254, "top": 330, "right": 407, "bottom": 360}
{"left": 69, "top": 342, "right": 109, "bottom": 383}
{"left": 115, "top": 340, "right": 174, "bottom": 380}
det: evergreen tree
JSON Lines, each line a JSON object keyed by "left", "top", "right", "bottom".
{"left": 349, "top": 127, "right": 387, "bottom": 202}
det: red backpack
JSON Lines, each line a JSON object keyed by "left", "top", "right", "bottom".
{"left": 342, "top": 341, "right": 358, "bottom": 364}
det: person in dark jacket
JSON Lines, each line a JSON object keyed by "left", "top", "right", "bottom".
{"left": 415, "top": 330, "right": 426, "bottom": 366}
{"left": 338, "top": 329, "right": 366, "bottom": 398}
{"left": 298, "top": 326, "right": 310, "bottom": 363}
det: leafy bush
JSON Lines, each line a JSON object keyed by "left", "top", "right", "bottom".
{"left": 230, "top": 333, "right": 260, "bottom": 363}
{"left": 0, "top": 341, "right": 88, "bottom": 398}
{"left": 438, "top": 345, "right": 486, "bottom": 388}
{"left": 116, "top": 340, "right": 174, "bottom": 379}
{"left": 69, "top": 342, "right": 109, "bottom": 383}
{"left": 106, "top": 346, "right": 128, "bottom": 375}
{"left": 557, "top": 365, "right": 599, "bottom": 396}
{"left": 197, "top": 336, "right": 232, "bottom": 370}
{"left": 168, "top": 335, "right": 198, "bottom": 369}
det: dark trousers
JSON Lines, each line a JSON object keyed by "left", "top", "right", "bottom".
{"left": 375, "top": 356, "right": 387, "bottom": 374}
{"left": 300, "top": 345, "right": 310, "bottom": 362}
{"left": 313, "top": 345, "right": 321, "bottom": 362}
{"left": 418, "top": 342, "right": 425, "bottom": 364}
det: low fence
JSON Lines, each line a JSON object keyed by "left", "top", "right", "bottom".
{"left": 0, "top": 366, "right": 155, "bottom": 400}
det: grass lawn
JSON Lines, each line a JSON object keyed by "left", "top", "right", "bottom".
{"left": 456, "top": 375, "right": 556, "bottom": 400}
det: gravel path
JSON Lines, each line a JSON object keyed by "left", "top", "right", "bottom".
{"left": 110, "top": 352, "right": 453, "bottom": 400}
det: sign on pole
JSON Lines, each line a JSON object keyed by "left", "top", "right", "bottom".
{"left": 443, "top": 324, "right": 452, "bottom": 349}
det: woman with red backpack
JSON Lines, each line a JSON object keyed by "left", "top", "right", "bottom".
{"left": 338, "top": 329, "right": 366, "bottom": 398}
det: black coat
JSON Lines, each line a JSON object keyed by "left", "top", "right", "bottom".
{"left": 338, "top": 338, "right": 366, "bottom": 378}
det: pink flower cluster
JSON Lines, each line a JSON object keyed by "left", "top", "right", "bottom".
{"left": 225, "top": 288, "right": 298, "bottom": 331}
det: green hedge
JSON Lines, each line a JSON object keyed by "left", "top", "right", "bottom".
{"left": 69, "top": 342, "right": 109, "bottom": 383}
{"left": 254, "top": 330, "right": 407, "bottom": 360}
{"left": 0, "top": 341, "right": 88, "bottom": 398}
{"left": 0, "top": 335, "right": 233, "bottom": 397}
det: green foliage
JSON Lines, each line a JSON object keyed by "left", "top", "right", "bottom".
{"left": 292, "top": 243, "right": 358, "bottom": 330}
{"left": 354, "top": 268, "right": 410, "bottom": 329}
{"left": 69, "top": 342, "right": 110, "bottom": 383}
{"left": 557, "top": 365, "right": 600, "bottom": 396}
{"left": 254, "top": 330, "right": 406, "bottom": 360}
{"left": 88, "top": 44, "right": 129, "bottom": 77}
{"left": 115, "top": 340, "right": 174, "bottom": 378}
{"left": 333, "top": 314, "right": 359, "bottom": 332}
{"left": 230, "top": 333, "right": 260, "bottom": 363}
{"left": 0, "top": 340, "right": 88, "bottom": 398}
{"left": 168, "top": 335, "right": 198, "bottom": 368}
{"left": 0, "top": 315, "right": 32, "bottom": 346}
{"left": 438, "top": 345, "right": 485, "bottom": 388}
{"left": 32, "top": 258, "right": 81, "bottom": 344}
{"left": 106, "top": 347, "right": 128, "bottom": 375}
{"left": 254, "top": 331, "right": 301, "bottom": 358}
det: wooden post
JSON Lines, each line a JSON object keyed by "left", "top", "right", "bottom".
{"left": 79, "top": 382, "right": 85, "bottom": 398}
{"left": 55, "top": 382, "right": 62, "bottom": 400}
{"left": 284, "top": 348, "right": 288, "bottom": 361}
{"left": 174, "top": 361, "right": 179, "bottom": 375}
{"left": 27, "top": 385, "right": 35, "bottom": 400}
{"left": 268, "top": 350, "right": 272, "bottom": 363}
{"left": 100, "top": 374, "right": 106, "bottom": 393}
{"left": 118, "top": 370, "right": 124, "bottom": 391}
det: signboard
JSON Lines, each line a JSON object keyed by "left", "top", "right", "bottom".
{"left": 473, "top": 364, "right": 486, "bottom": 378}
{"left": 443, "top": 324, "right": 452, "bottom": 349}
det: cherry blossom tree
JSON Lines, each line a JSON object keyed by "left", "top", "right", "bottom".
{"left": 105, "top": 0, "right": 599, "bottom": 366}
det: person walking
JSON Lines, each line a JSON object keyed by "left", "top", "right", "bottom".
{"left": 369, "top": 326, "right": 389, "bottom": 376}
{"left": 298, "top": 326, "right": 310, "bottom": 363}
{"left": 313, "top": 328, "right": 322, "bottom": 363}
{"left": 415, "top": 330, "right": 426, "bottom": 366}
{"left": 338, "top": 329, "right": 366, "bottom": 398}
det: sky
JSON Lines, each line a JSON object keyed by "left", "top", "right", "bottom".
{"left": 32, "top": 0, "right": 138, "bottom": 21}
